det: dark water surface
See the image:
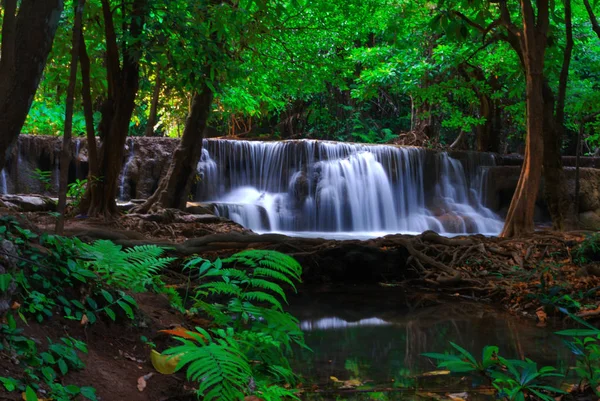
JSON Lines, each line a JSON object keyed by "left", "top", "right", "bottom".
{"left": 288, "top": 286, "right": 572, "bottom": 400}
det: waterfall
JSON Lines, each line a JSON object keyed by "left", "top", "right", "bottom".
{"left": 119, "top": 139, "right": 135, "bottom": 200}
{"left": 0, "top": 169, "right": 7, "bottom": 195}
{"left": 74, "top": 139, "right": 82, "bottom": 179}
{"left": 195, "top": 140, "right": 504, "bottom": 237}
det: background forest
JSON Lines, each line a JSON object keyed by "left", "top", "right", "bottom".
{"left": 17, "top": 0, "right": 600, "bottom": 149}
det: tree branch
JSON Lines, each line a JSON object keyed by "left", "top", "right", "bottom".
{"left": 583, "top": 0, "right": 600, "bottom": 39}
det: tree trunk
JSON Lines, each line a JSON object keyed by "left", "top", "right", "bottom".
{"left": 56, "top": 0, "right": 85, "bottom": 234}
{"left": 79, "top": 31, "right": 98, "bottom": 180}
{"left": 86, "top": 0, "right": 147, "bottom": 218}
{"left": 145, "top": 69, "right": 162, "bottom": 137}
{"left": 541, "top": 82, "right": 568, "bottom": 230}
{"left": 0, "top": 0, "right": 64, "bottom": 169}
{"left": 134, "top": 86, "right": 213, "bottom": 213}
{"left": 500, "top": 0, "right": 548, "bottom": 237}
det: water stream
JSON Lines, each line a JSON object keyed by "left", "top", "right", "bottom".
{"left": 289, "top": 287, "right": 572, "bottom": 400}
{"left": 0, "top": 169, "right": 7, "bottom": 194}
{"left": 119, "top": 138, "right": 135, "bottom": 200}
{"left": 196, "top": 140, "right": 504, "bottom": 238}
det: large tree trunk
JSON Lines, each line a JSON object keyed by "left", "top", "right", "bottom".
{"left": 144, "top": 69, "right": 162, "bottom": 137}
{"left": 501, "top": 0, "right": 548, "bottom": 237}
{"left": 0, "top": 0, "right": 64, "bottom": 169}
{"left": 541, "top": 82, "right": 568, "bottom": 230}
{"left": 542, "top": 0, "right": 572, "bottom": 231}
{"left": 135, "top": 86, "right": 213, "bottom": 213}
{"left": 86, "top": 0, "right": 147, "bottom": 218}
{"left": 56, "top": 0, "right": 85, "bottom": 234}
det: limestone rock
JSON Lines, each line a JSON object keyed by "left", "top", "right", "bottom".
{"left": 579, "top": 211, "right": 600, "bottom": 231}
{"left": 0, "top": 195, "right": 56, "bottom": 212}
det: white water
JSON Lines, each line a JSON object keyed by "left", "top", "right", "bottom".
{"left": 0, "top": 169, "right": 7, "bottom": 194}
{"left": 118, "top": 139, "right": 135, "bottom": 200}
{"left": 74, "top": 139, "right": 82, "bottom": 179}
{"left": 195, "top": 140, "right": 504, "bottom": 237}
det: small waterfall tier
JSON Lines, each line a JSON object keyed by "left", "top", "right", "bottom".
{"left": 195, "top": 139, "right": 504, "bottom": 237}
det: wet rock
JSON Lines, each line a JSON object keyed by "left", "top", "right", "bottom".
{"left": 436, "top": 213, "right": 476, "bottom": 233}
{"left": 0, "top": 195, "right": 56, "bottom": 212}
{"left": 117, "top": 202, "right": 136, "bottom": 212}
{"left": 185, "top": 202, "right": 216, "bottom": 215}
{"left": 579, "top": 211, "right": 600, "bottom": 231}
{"left": 176, "top": 214, "right": 223, "bottom": 224}
{"left": 289, "top": 172, "right": 309, "bottom": 205}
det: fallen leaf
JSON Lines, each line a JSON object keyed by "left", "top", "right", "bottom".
{"left": 11, "top": 301, "right": 21, "bottom": 310}
{"left": 329, "top": 376, "right": 340, "bottom": 383}
{"left": 159, "top": 327, "right": 204, "bottom": 341}
{"left": 80, "top": 314, "right": 89, "bottom": 326}
{"left": 137, "top": 373, "right": 153, "bottom": 392}
{"left": 448, "top": 392, "right": 468, "bottom": 401}
{"left": 422, "top": 370, "right": 451, "bottom": 376}
{"left": 536, "top": 308, "right": 547, "bottom": 327}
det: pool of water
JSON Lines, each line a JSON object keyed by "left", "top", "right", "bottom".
{"left": 288, "top": 286, "right": 573, "bottom": 400}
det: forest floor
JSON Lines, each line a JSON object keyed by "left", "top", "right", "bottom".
{"left": 2, "top": 210, "right": 600, "bottom": 401}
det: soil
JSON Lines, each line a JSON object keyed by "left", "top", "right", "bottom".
{"left": 0, "top": 291, "right": 196, "bottom": 401}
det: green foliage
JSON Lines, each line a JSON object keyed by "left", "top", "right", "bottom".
{"left": 81, "top": 240, "right": 176, "bottom": 292}
{"left": 164, "top": 250, "right": 305, "bottom": 400}
{"left": 424, "top": 343, "right": 564, "bottom": 401}
{"left": 30, "top": 169, "right": 53, "bottom": 192}
{"left": 66, "top": 178, "right": 89, "bottom": 209}
{"left": 165, "top": 327, "right": 252, "bottom": 401}
{"left": 574, "top": 233, "right": 600, "bottom": 265}
{"left": 556, "top": 314, "right": 600, "bottom": 396}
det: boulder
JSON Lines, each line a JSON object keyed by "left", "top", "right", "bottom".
{"left": 186, "top": 202, "right": 216, "bottom": 215}
{"left": 579, "top": 211, "right": 600, "bottom": 231}
{"left": 0, "top": 195, "right": 56, "bottom": 212}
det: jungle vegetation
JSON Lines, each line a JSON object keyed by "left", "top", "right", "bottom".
{"left": 0, "top": 0, "right": 600, "bottom": 236}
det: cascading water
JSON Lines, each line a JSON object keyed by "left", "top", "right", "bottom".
{"left": 74, "top": 139, "right": 82, "bottom": 179}
{"left": 0, "top": 169, "right": 7, "bottom": 194}
{"left": 195, "top": 140, "right": 504, "bottom": 238}
{"left": 118, "top": 138, "right": 135, "bottom": 200}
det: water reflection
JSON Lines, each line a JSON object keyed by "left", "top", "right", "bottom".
{"left": 289, "top": 287, "right": 572, "bottom": 399}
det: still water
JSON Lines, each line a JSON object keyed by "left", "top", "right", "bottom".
{"left": 288, "top": 286, "right": 572, "bottom": 400}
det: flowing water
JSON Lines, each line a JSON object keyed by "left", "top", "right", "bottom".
{"left": 195, "top": 140, "right": 504, "bottom": 238}
{"left": 289, "top": 287, "right": 572, "bottom": 400}
{"left": 119, "top": 138, "right": 135, "bottom": 200}
{"left": 0, "top": 169, "right": 7, "bottom": 194}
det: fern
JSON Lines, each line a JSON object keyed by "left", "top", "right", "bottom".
{"left": 164, "top": 328, "right": 252, "bottom": 401}
{"left": 81, "top": 240, "right": 175, "bottom": 292}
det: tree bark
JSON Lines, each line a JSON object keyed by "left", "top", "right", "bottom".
{"left": 500, "top": 0, "right": 548, "bottom": 237}
{"left": 0, "top": 0, "right": 64, "bottom": 170}
{"left": 583, "top": 0, "right": 600, "bottom": 39}
{"left": 134, "top": 86, "right": 213, "bottom": 213}
{"left": 56, "top": 0, "right": 85, "bottom": 235}
{"left": 145, "top": 69, "right": 162, "bottom": 137}
{"left": 79, "top": 31, "right": 98, "bottom": 181}
{"left": 542, "top": 1, "right": 572, "bottom": 231}
{"left": 86, "top": 0, "right": 147, "bottom": 218}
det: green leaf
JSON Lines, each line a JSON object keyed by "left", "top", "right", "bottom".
{"left": 0, "top": 273, "right": 12, "bottom": 292}
{"left": 100, "top": 289, "right": 114, "bottom": 303}
{"left": 117, "top": 300, "right": 134, "bottom": 319}
{"left": 80, "top": 386, "right": 98, "bottom": 401}
{"left": 0, "top": 376, "right": 18, "bottom": 391}
{"left": 449, "top": 342, "right": 476, "bottom": 364}
{"left": 25, "top": 386, "right": 37, "bottom": 401}
{"left": 104, "top": 307, "right": 116, "bottom": 321}
{"left": 58, "top": 358, "right": 68, "bottom": 375}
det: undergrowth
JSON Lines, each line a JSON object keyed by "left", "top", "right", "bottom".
{"left": 0, "top": 216, "right": 306, "bottom": 401}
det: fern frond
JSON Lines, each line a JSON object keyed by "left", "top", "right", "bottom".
{"left": 200, "top": 281, "right": 243, "bottom": 297}
{"left": 82, "top": 240, "right": 174, "bottom": 291}
{"left": 165, "top": 329, "right": 252, "bottom": 401}
{"left": 247, "top": 278, "right": 287, "bottom": 303}
{"left": 242, "top": 291, "right": 283, "bottom": 310}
